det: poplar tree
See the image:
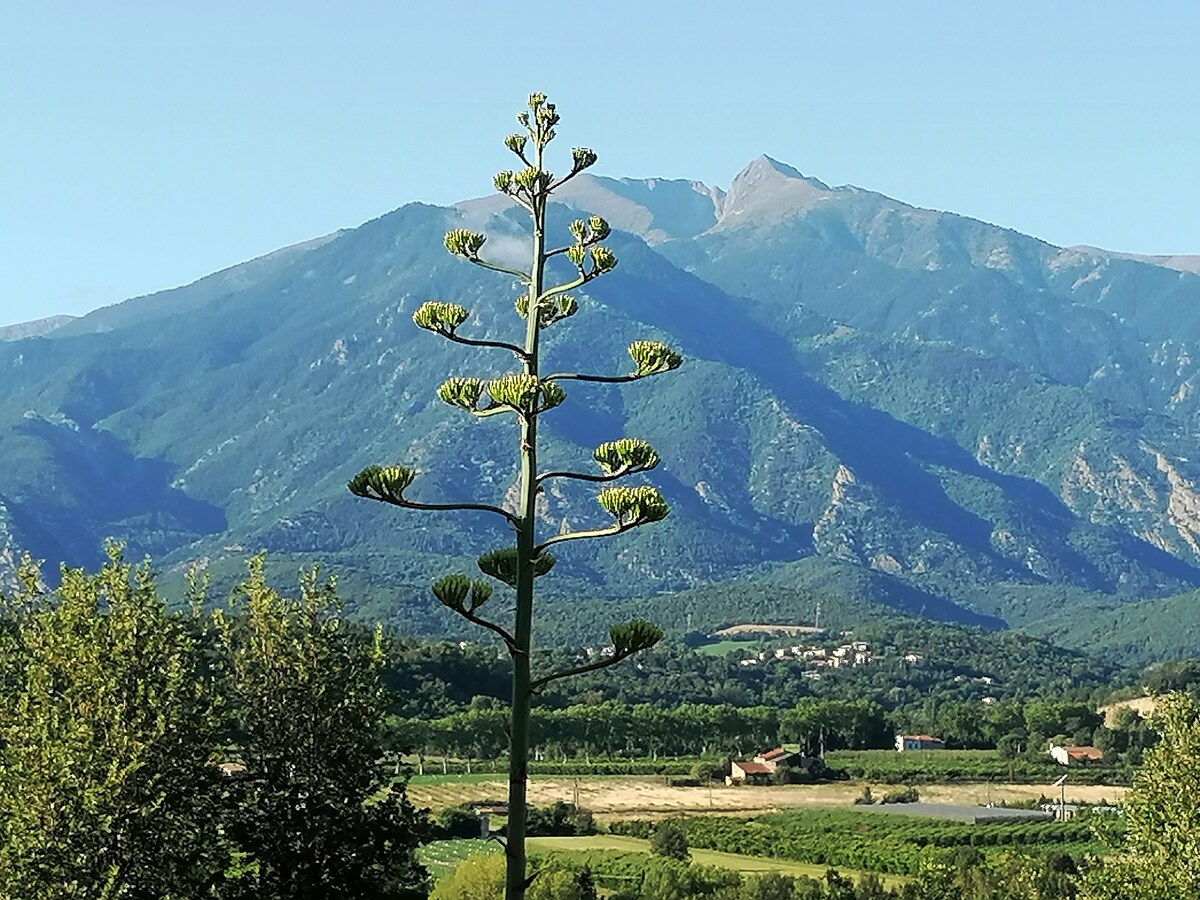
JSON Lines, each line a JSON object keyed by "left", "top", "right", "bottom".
{"left": 348, "top": 92, "right": 681, "bottom": 898}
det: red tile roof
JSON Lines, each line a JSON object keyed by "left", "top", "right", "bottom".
{"left": 734, "top": 761, "right": 773, "bottom": 775}
{"left": 1065, "top": 746, "right": 1104, "bottom": 760}
{"left": 759, "top": 748, "right": 792, "bottom": 760}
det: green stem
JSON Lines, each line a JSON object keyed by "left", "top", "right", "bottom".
{"left": 505, "top": 136, "right": 547, "bottom": 900}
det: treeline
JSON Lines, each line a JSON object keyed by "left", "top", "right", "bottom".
{"left": 380, "top": 626, "right": 1124, "bottom": 724}
{"left": 388, "top": 699, "right": 889, "bottom": 766}
{"left": 386, "top": 695, "right": 1150, "bottom": 769}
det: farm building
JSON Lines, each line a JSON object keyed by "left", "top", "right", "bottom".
{"left": 728, "top": 747, "right": 799, "bottom": 784}
{"left": 728, "top": 760, "right": 774, "bottom": 784}
{"left": 1049, "top": 744, "right": 1105, "bottom": 766}
{"left": 754, "top": 748, "right": 796, "bottom": 767}
{"left": 895, "top": 734, "right": 946, "bottom": 752}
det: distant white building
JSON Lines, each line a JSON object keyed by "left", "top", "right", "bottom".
{"left": 895, "top": 734, "right": 946, "bottom": 752}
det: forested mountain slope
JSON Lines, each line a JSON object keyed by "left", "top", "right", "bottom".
{"left": 4, "top": 158, "right": 1200, "bottom": 657}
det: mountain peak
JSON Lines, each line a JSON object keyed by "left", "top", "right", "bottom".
{"left": 743, "top": 155, "right": 803, "bottom": 179}
{"left": 715, "top": 156, "right": 834, "bottom": 229}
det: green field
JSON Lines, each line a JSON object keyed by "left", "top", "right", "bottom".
{"left": 692, "top": 639, "right": 758, "bottom": 657}
{"left": 418, "top": 839, "right": 497, "bottom": 879}
{"left": 613, "top": 808, "right": 1112, "bottom": 876}
{"left": 420, "top": 834, "right": 908, "bottom": 888}
{"left": 526, "top": 835, "right": 908, "bottom": 887}
{"left": 407, "top": 772, "right": 512, "bottom": 786}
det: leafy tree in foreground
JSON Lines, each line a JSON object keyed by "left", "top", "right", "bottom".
{"left": 215, "top": 557, "right": 429, "bottom": 899}
{"left": 1079, "top": 691, "right": 1200, "bottom": 899}
{"left": 0, "top": 545, "right": 224, "bottom": 899}
{"left": 430, "top": 854, "right": 595, "bottom": 900}
{"left": 349, "top": 92, "right": 680, "bottom": 897}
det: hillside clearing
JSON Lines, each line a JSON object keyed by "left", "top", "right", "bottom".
{"left": 714, "top": 624, "right": 823, "bottom": 637}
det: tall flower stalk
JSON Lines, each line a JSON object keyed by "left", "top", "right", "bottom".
{"left": 349, "top": 92, "right": 680, "bottom": 899}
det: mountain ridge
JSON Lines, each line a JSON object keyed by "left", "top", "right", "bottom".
{"left": 4, "top": 158, "right": 1200, "bottom": 660}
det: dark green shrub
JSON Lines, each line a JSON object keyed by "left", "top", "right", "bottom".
{"left": 880, "top": 786, "right": 920, "bottom": 804}
{"left": 649, "top": 822, "right": 690, "bottom": 861}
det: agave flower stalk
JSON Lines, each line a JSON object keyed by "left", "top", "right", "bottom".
{"left": 348, "top": 93, "right": 681, "bottom": 900}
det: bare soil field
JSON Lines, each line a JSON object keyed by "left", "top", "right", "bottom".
{"left": 408, "top": 776, "right": 1127, "bottom": 818}
{"left": 1098, "top": 695, "right": 1158, "bottom": 727}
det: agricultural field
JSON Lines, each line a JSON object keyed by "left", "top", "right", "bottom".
{"left": 612, "top": 808, "right": 1115, "bottom": 876}
{"left": 406, "top": 774, "right": 1126, "bottom": 817}
{"left": 527, "top": 835, "right": 908, "bottom": 887}
{"left": 824, "top": 749, "right": 1131, "bottom": 785}
{"left": 418, "top": 839, "right": 496, "bottom": 879}
{"left": 692, "top": 639, "right": 757, "bottom": 657}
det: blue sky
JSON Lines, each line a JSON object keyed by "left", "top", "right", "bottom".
{"left": 3, "top": 1, "right": 1198, "bottom": 327}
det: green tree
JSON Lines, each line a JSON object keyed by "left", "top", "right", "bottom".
{"left": 650, "top": 822, "right": 691, "bottom": 861}
{"left": 215, "top": 557, "right": 429, "bottom": 899}
{"left": 430, "top": 854, "right": 591, "bottom": 900}
{"left": 0, "top": 545, "right": 225, "bottom": 899}
{"left": 348, "top": 92, "right": 680, "bottom": 898}
{"left": 1080, "top": 692, "right": 1200, "bottom": 899}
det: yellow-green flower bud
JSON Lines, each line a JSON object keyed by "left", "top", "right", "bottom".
{"left": 597, "top": 485, "right": 670, "bottom": 525}
{"left": 610, "top": 619, "right": 663, "bottom": 656}
{"left": 487, "top": 373, "right": 541, "bottom": 411}
{"left": 513, "top": 167, "right": 541, "bottom": 192}
{"left": 588, "top": 216, "right": 611, "bottom": 241}
{"left": 593, "top": 438, "right": 660, "bottom": 475}
{"left": 572, "top": 147, "right": 598, "bottom": 171}
{"left": 568, "top": 219, "right": 587, "bottom": 242}
{"left": 504, "top": 133, "right": 528, "bottom": 155}
{"left": 538, "top": 380, "right": 565, "bottom": 412}
{"left": 444, "top": 229, "right": 487, "bottom": 258}
{"left": 494, "top": 170, "right": 514, "bottom": 193}
{"left": 628, "top": 340, "right": 683, "bottom": 376}
{"left": 412, "top": 301, "right": 470, "bottom": 332}
{"left": 516, "top": 294, "right": 577, "bottom": 328}
{"left": 432, "top": 575, "right": 491, "bottom": 613}
{"left": 477, "top": 547, "right": 556, "bottom": 586}
{"left": 437, "top": 377, "right": 485, "bottom": 411}
{"left": 589, "top": 246, "right": 618, "bottom": 276}
{"left": 347, "top": 464, "right": 416, "bottom": 504}
{"left": 566, "top": 244, "right": 587, "bottom": 267}
{"left": 432, "top": 574, "right": 471, "bottom": 610}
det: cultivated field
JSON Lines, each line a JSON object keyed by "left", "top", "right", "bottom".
{"left": 528, "top": 835, "right": 908, "bottom": 887}
{"left": 407, "top": 776, "right": 1126, "bottom": 818}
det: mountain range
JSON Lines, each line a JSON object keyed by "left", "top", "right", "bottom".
{"left": 4, "top": 155, "right": 1200, "bottom": 663}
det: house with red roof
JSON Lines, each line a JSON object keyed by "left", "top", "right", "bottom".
{"left": 895, "top": 734, "right": 946, "bottom": 752}
{"left": 728, "top": 747, "right": 799, "bottom": 783}
{"left": 1049, "top": 744, "right": 1105, "bottom": 766}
